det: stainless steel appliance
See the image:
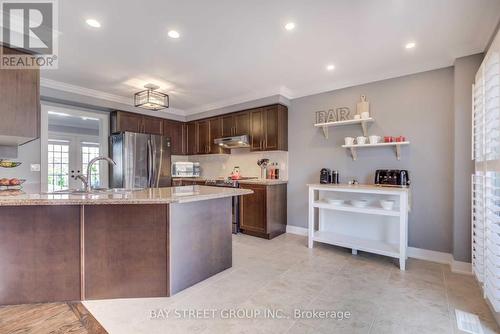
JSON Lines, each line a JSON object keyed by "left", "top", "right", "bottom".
{"left": 172, "top": 162, "right": 200, "bottom": 178}
{"left": 374, "top": 169, "right": 410, "bottom": 187}
{"left": 213, "top": 135, "right": 250, "bottom": 149}
{"left": 110, "top": 132, "right": 171, "bottom": 188}
{"left": 205, "top": 177, "right": 257, "bottom": 234}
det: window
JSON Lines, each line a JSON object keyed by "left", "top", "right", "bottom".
{"left": 47, "top": 140, "right": 70, "bottom": 192}
{"left": 81, "top": 143, "right": 100, "bottom": 187}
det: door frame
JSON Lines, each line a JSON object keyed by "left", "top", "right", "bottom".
{"left": 40, "top": 103, "right": 109, "bottom": 192}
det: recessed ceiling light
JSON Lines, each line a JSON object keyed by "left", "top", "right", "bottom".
{"left": 85, "top": 19, "right": 101, "bottom": 28}
{"left": 168, "top": 30, "right": 180, "bottom": 39}
{"left": 284, "top": 22, "right": 295, "bottom": 31}
{"left": 326, "top": 64, "right": 335, "bottom": 71}
{"left": 405, "top": 42, "right": 416, "bottom": 49}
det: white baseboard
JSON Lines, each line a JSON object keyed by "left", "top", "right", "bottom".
{"left": 286, "top": 225, "right": 472, "bottom": 274}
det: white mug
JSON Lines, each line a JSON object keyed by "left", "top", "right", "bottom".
{"left": 369, "top": 135, "right": 381, "bottom": 144}
{"left": 356, "top": 136, "right": 367, "bottom": 145}
{"left": 353, "top": 114, "right": 361, "bottom": 120}
{"left": 361, "top": 111, "right": 370, "bottom": 119}
{"left": 344, "top": 137, "right": 355, "bottom": 145}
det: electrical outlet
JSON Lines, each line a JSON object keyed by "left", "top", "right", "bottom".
{"left": 30, "top": 164, "right": 40, "bottom": 172}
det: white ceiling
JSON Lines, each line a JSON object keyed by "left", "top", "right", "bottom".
{"left": 42, "top": 0, "right": 500, "bottom": 115}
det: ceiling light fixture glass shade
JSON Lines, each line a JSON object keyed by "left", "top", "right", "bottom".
{"left": 134, "top": 84, "right": 169, "bottom": 111}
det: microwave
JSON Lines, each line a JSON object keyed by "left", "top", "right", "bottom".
{"left": 172, "top": 162, "right": 200, "bottom": 178}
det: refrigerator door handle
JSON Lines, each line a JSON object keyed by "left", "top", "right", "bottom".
{"left": 147, "top": 138, "right": 153, "bottom": 187}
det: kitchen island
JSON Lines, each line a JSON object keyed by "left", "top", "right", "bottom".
{"left": 0, "top": 186, "right": 252, "bottom": 305}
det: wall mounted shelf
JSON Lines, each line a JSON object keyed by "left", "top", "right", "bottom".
{"left": 314, "top": 118, "right": 375, "bottom": 138}
{"left": 341, "top": 141, "right": 410, "bottom": 160}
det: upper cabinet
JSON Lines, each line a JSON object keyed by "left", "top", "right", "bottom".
{"left": 249, "top": 104, "right": 287, "bottom": 152}
{"left": 110, "top": 104, "right": 287, "bottom": 156}
{"left": 220, "top": 111, "right": 250, "bottom": 137}
{"left": 163, "top": 120, "right": 186, "bottom": 155}
{"left": 0, "top": 46, "right": 40, "bottom": 145}
{"left": 111, "top": 111, "right": 162, "bottom": 135}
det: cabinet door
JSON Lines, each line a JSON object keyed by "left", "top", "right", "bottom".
{"left": 187, "top": 122, "right": 197, "bottom": 155}
{"left": 142, "top": 116, "right": 163, "bottom": 135}
{"left": 112, "top": 112, "right": 142, "bottom": 133}
{"left": 250, "top": 109, "right": 264, "bottom": 151}
{"left": 221, "top": 115, "right": 234, "bottom": 137}
{"left": 164, "top": 120, "right": 186, "bottom": 155}
{"left": 263, "top": 105, "right": 279, "bottom": 150}
{"left": 234, "top": 111, "right": 250, "bottom": 136}
{"left": 196, "top": 120, "right": 210, "bottom": 154}
{"left": 209, "top": 117, "right": 226, "bottom": 154}
{"left": 239, "top": 184, "right": 267, "bottom": 233}
{"left": 0, "top": 47, "right": 40, "bottom": 142}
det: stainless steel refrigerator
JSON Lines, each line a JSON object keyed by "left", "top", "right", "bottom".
{"left": 110, "top": 132, "right": 171, "bottom": 188}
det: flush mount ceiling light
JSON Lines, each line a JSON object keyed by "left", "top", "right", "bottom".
{"left": 405, "top": 42, "right": 416, "bottom": 49}
{"left": 168, "top": 30, "right": 180, "bottom": 39}
{"left": 284, "top": 22, "right": 295, "bottom": 31}
{"left": 134, "top": 84, "right": 169, "bottom": 111}
{"left": 326, "top": 64, "right": 335, "bottom": 71}
{"left": 85, "top": 19, "right": 101, "bottom": 28}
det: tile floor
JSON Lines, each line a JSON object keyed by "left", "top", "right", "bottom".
{"left": 84, "top": 233, "right": 499, "bottom": 334}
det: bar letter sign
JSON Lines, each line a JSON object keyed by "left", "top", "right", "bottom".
{"left": 315, "top": 107, "right": 351, "bottom": 124}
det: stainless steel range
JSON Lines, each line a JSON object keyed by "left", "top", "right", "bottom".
{"left": 204, "top": 178, "right": 257, "bottom": 234}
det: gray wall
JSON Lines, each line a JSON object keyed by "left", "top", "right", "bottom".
{"left": 288, "top": 68, "right": 455, "bottom": 254}
{"left": 453, "top": 54, "right": 483, "bottom": 262}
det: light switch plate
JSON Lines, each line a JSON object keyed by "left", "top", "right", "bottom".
{"left": 30, "top": 164, "right": 41, "bottom": 172}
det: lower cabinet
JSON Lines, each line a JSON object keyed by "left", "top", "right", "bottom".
{"left": 239, "top": 183, "right": 287, "bottom": 239}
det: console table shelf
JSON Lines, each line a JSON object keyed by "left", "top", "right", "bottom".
{"left": 308, "top": 184, "right": 409, "bottom": 270}
{"left": 314, "top": 118, "right": 375, "bottom": 138}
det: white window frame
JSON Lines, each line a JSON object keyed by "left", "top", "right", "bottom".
{"left": 40, "top": 104, "right": 109, "bottom": 192}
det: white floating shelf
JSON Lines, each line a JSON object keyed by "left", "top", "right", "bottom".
{"left": 313, "top": 200, "right": 400, "bottom": 217}
{"left": 312, "top": 231, "right": 400, "bottom": 259}
{"left": 314, "top": 118, "right": 375, "bottom": 138}
{"left": 341, "top": 141, "right": 410, "bottom": 161}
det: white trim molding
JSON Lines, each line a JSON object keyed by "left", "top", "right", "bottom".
{"left": 286, "top": 225, "right": 472, "bottom": 274}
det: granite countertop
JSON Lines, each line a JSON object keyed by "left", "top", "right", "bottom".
{"left": 0, "top": 186, "right": 253, "bottom": 206}
{"left": 173, "top": 177, "right": 288, "bottom": 186}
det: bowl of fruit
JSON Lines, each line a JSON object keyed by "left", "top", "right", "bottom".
{"left": 0, "top": 178, "right": 26, "bottom": 189}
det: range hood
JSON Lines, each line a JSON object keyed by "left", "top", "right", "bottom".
{"left": 214, "top": 135, "right": 250, "bottom": 149}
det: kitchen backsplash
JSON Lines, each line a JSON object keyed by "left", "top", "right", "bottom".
{"left": 173, "top": 149, "right": 288, "bottom": 179}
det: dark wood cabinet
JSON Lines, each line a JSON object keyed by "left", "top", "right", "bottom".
{"left": 111, "top": 104, "right": 286, "bottom": 156}
{"left": 221, "top": 115, "right": 235, "bottom": 137}
{"left": 209, "top": 117, "right": 227, "bottom": 154}
{"left": 0, "top": 46, "right": 40, "bottom": 145}
{"left": 250, "top": 108, "right": 265, "bottom": 151}
{"left": 239, "top": 183, "right": 287, "bottom": 239}
{"left": 234, "top": 111, "right": 250, "bottom": 136}
{"left": 164, "top": 120, "right": 186, "bottom": 155}
{"left": 249, "top": 105, "right": 287, "bottom": 152}
{"left": 187, "top": 122, "right": 197, "bottom": 155}
{"left": 220, "top": 111, "right": 250, "bottom": 138}
{"left": 142, "top": 116, "right": 163, "bottom": 135}
{"left": 111, "top": 111, "right": 162, "bottom": 135}
{"left": 196, "top": 120, "right": 210, "bottom": 154}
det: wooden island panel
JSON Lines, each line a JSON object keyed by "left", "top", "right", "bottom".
{"left": 83, "top": 204, "right": 169, "bottom": 300}
{"left": 0, "top": 206, "right": 81, "bottom": 305}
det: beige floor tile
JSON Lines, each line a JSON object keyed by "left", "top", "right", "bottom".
{"left": 81, "top": 234, "right": 497, "bottom": 334}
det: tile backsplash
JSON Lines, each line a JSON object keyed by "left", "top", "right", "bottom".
{"left": 173, "top": 149, "right": 288, "bottom": 179}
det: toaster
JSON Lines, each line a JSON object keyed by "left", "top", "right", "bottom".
{"left": 374, "top": 169, "right": 410, "bottom": 187}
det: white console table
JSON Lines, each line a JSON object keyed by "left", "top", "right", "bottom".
{"left": 308, "top": 184, "right": 409, "bottom": 270}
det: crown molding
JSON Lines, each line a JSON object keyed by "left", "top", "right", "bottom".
{"left": 40, "top": 78, "right": 186, "bottom": 115}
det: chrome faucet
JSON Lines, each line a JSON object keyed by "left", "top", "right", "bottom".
{"left": 77, "top": 156, "right": 116, "bottom": 192}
